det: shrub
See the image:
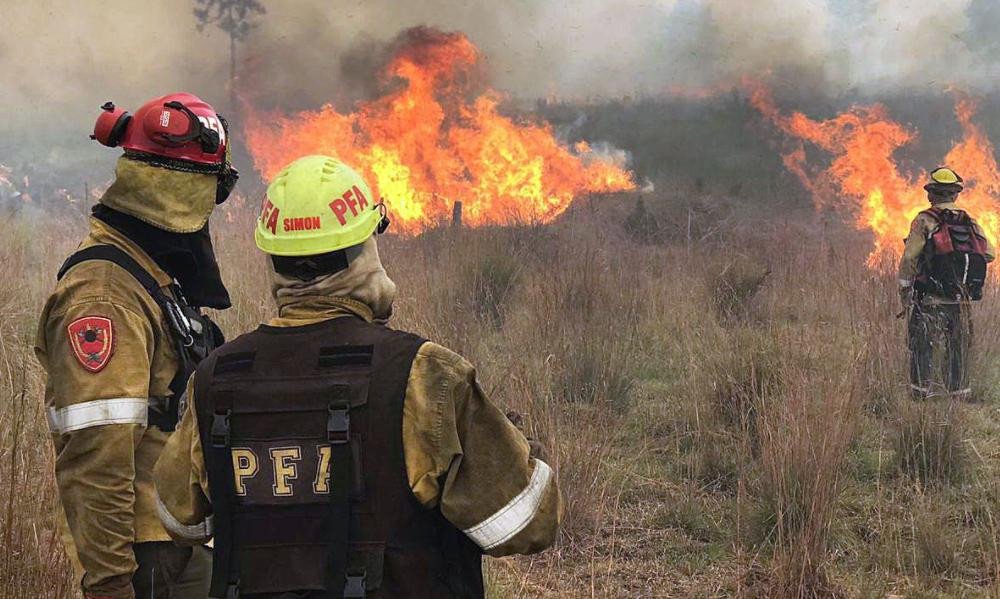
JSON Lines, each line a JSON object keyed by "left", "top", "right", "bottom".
{"left": 466, "top": 251, "right": 521, "bottom": 328}
{"left": 554, "top": 335, "right": 635, "bottom": 408}
{"left": 654, "top": 494, "right": 721, "bottom": 543}
{"left": 751, "top": 369, "right": 863, "bottom": 598}
{"left": 710, "top": 256, "right": 770, "bottom": 322}
{"left": 688, "top": 433, "right": 744, "bottom": 494}
{"left": 912, "top": 505, "right": 961, "bottom": 577}
{"left": 705, "top": 328, "right": 783, "bottom": 440}
{"left": 623, "top": 198, "right": 661, "bottom": 244}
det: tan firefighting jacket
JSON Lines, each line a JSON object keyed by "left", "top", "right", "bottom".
{"left": 35, "top": 217, "right": 179, "bottom": 598}
{"left": 898, "top": 201, "right": 996, "bottom": 305}
{"left": 154, "top": 296, "right": 562, "bottom": 557}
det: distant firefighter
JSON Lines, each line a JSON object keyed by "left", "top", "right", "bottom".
{"left": 898, "top": 167, "right": 994, "bottom": 398}
{"left": 154, "top": 155, "right": 562, "bottom": 598}
{"left": 35, "top": 94, "right": 237, "bottom": 599}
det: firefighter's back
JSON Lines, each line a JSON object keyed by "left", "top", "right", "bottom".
{"left": 194, "top": 315, "right": 483, "bottom": 599}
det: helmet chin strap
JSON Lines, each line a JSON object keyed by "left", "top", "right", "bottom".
{"left": 376, "top": 202, "right": 391, "bottom": 234}
{"left": 215, "top": 115, "right": 239, "bottom": 205}
{"left": 216, "top": 163, "right": 240, "bottom": 204}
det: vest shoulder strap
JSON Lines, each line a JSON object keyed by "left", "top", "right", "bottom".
{"left": 922, "top": 207, "right": 950, "bottom": 223}
{"left": 57, "top": 244, "right": 197, "bottom": 345}
{"left": 58, "top": 244, "right": 205, "bottom": 432}
{"left": 198, "top": 369, "right": 239, "bottom": 599}
{"left": 58, "top": 244, "right": 163, "bottom": 298}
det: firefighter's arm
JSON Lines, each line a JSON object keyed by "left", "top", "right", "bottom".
{"left": 43, "top": 301, "right": 154, "bottom": 599}
{"left": 153, "top": 377, "right": 213, "bottom": 545}
{"left": 973, "top": 221, "right": 996, "bottom": 262}
{"left": 899, "top": 216, "right": 928, "bottom": 303}
{"left": 403, "top": 342, "right": 562, "bottom": 557}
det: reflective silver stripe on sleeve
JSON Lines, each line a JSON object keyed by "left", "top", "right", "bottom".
{"left": 463, "top": 460, "right": 553, "bottom": 551}
{"left": 155, "top": 491, "right": 213, "bottom": 542}
{"left": 47, "top": 397, "right": 148, "bottom": 433}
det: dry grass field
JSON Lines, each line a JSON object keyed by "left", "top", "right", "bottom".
{"left": 5, "top": 186, "right": 1000, "bottom": 598}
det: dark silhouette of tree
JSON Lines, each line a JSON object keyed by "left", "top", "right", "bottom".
{"left": 193, "top": 0, "right": 266, "bottom": 116}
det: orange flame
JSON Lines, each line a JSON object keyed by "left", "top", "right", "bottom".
{"left": 748, "top": 81, "right": 1000, "bottom": 266}
{"left": 244, "top": 30, "right": 634, "bottom": 234}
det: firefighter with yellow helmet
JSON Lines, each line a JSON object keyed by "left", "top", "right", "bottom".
{"left": 35, "top": 94, "right": 237, "bottom": 598}
{"left": 154, "top": 155, "right": 562, "bottom": 598}
{"left": 898, "top": 167, "right": 995, "bottom": 397}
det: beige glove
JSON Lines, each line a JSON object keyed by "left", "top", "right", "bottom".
{"left": 505, "top": 410, "right": 546, "bottom": 461}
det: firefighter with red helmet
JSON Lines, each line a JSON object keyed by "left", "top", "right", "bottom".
{"left": 34, "top": 93, "right": 238, "bottom": 599}
{"left": 153, "top": 156, "right": 561, "bottom": 598}
{"left": 899, "top": 167, "right": 995, "bottom": 397}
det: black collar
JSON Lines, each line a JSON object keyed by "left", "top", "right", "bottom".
{"left": 92, "top": 204, "right": 231, "bottom": 310}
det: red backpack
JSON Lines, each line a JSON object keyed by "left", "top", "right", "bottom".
{"left": 914, "top": 207, "right": 990, "bottom": 300}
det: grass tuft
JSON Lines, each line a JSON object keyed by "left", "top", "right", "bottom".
{"left": 893, "top": 401, "right": 967, "bottom": 485}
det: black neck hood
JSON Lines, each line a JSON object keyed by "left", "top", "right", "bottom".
{"left": 93, "top": 204, "right": 232, "bottom": 310}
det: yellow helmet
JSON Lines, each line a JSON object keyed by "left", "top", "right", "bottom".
{"left": 255, "top": 155, "right": 386, "bottom": 256}
{"left": 925, "top": 166, "right": 964, "bottom": 195}
{"left": 930, "top": 167, "right": 962, "bottom": 185}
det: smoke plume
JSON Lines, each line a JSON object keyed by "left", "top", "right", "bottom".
{"left": 2, "top": 0, "right": 998, "bottom": 173}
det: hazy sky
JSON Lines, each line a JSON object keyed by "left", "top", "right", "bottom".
{"left": 1, "top": 0, "right": 997, "bottom": 165}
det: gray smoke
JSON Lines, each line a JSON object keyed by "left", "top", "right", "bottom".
{"left": 2, "top": 0, "right": 998, "bottom": 174}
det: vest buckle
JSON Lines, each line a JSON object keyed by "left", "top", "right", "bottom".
{"left": 343, "top": 570, "right": 366, "bottom": 598}
{"left": 328, "top": 402, "right": 350, "bottom": 444}
{"left": 211, "top": 409, "right": 231, "bottom": 448}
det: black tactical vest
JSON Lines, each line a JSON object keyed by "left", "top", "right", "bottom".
{"left": 194, "top": 316, "right": 484, "bottom": 599}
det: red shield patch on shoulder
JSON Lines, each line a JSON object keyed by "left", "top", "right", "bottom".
{"left": 67, "top": 316, "right": 115, "bottom": 373}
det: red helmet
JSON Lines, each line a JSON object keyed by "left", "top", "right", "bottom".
{"left": 92, "top": 93, "right": 227, "bottom": 167}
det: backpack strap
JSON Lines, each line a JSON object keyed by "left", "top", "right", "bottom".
{"left": 57, "top": 245, "right": 196, "bottom": 431}
{"left": 919, "top": 206, "right": 948, "bottom": 225}
{"left": 922, "top": 206, "right": 973, "bottom": 225}
{"left": 58, "top": 245, "right": 162, "bottom": 295}
{"left": 57, "top": 245, "right": 190, "bottom": 343}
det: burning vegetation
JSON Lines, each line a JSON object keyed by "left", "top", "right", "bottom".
{"left": 748, "top": 81, "right": 1000, "bottom": 266}
{"left": 11, "top": 4, "right": 1000, "bottom": 596}
{"left": 244, "top": 28, "right": 635, "bottom": 234}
